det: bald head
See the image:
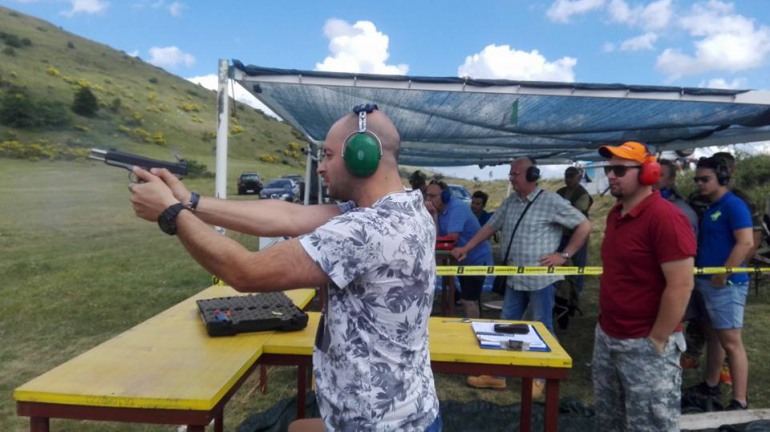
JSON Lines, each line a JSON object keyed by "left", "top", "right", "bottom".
{"left": 319, "top": 107, "right": 405, "bottom": 207}
{"left": 329, "top": 110, "right": 401, "bottom": 163}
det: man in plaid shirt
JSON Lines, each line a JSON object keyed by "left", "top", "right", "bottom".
{"left": 453, "top": 157, "right": 591, "bottom": 392}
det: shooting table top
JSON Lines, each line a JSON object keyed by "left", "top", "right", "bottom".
{"left": 14, "top": 286, "right": 315, "bottom": 412}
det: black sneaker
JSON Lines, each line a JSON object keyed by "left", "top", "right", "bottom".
{"left": 681, "top": 381, "right": 723, "bottom": 412}
{"left": 684, "top": 381, "right": 722, "bottom": 397}
{"left": 726, "top": 399, "right": 748, "bottom": 410}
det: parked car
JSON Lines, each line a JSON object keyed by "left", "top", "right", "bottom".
{"left": 283, "top": 174, "right": 306, "bottom": 200}
{"left": 282, "top": 174, "right": 304, "bottom": 183}
{"left": 237, "top": 172, "right": 263, "bottom": 195}
{"left": 447, "top": 184, "right": 472, "bottom": 205}
{"left": 260, "top": 178, "right": 300, "bottom": 202}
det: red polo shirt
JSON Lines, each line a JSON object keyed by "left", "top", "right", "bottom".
{"left": 599, "top": 191, "right": 696, "bottom": 339}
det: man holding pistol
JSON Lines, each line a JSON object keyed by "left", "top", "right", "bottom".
{"left": 127, "top": 106, "right": 440, "bottom": 432}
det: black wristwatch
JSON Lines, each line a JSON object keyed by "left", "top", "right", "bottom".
{"left": 157, "top": 203, "right": 188, "bottom": 235}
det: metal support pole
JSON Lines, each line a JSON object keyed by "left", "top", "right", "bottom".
{"left": 214, "top": 59, "right": 230, "bottom": 234}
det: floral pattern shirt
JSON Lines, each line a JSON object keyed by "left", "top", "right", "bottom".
{"left": 299, "top": 191, "right": 439, "bottom": 431}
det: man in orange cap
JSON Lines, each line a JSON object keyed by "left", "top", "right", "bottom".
{"left": 592, "top": 141, "right": 696, "bottom": 431}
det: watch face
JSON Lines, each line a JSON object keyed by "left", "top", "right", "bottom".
{"left": 158, "top": 203, "right": 185, "bottom": 235}
{"left": 158, "top": 212, "right": 175, "bottom": 234}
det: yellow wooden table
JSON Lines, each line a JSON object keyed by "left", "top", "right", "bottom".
{"left": 14, "top": 286, "right": 315, "bottom": 432}
{"left": 261, "top": 313, "right": 572, "bottom": 432}
{"left": 430, "top": 318, "right": 571, "bottom": 432}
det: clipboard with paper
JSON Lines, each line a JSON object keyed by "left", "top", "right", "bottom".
{"left": 471, "top": 321, "right": 550, "bottom": 352}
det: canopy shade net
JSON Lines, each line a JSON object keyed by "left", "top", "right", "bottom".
{"left": 230, "top": 61, "right": 770, "bottom": 167}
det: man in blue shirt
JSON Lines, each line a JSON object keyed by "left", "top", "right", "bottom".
{"left": 685, "top": 156, "right": 753, "bottom": 411}
{"left": 426, "top": 181, "right": 493, "bottom": 318}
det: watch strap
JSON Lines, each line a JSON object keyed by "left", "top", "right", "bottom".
{"left": 157, "top": 203, "right": 188, "bottom": 235}
{"left": 187, "top": 192, "right": 200, "bottom": 211}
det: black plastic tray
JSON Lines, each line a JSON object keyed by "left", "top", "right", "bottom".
{"left": 196, "top": 292, "right": 308, "bottom": 337}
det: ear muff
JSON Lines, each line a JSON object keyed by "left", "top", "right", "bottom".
{"left": 342, "top": 104, "right": 382, "bottom": 177}
{"left": 524, "top": 156, "right": 540, "bottom": 182}
{"left": 712, "top": 157, "right": 730, "bottom": 186}
{"left": 441, "top": 188, "right": 452, "bottom": 204}
{"left": 526, "top": 166, "right": 541, "bottom": 182}
{"left": 638, "top": 156, "right": 662, "bottom": 186}
{"left": 714, "top": 159, "right": 731, "bottom": 186}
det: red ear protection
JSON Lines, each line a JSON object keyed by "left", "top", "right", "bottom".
{"left": 638, "top": 155, "right": 661, "bottom": 186}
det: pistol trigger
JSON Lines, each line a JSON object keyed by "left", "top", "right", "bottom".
{"left": 128, "top": 171, "right": 139, "bottom": 183}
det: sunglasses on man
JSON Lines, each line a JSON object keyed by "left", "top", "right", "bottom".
{"left": 603, "top": 165, "right": 641, "bottom": 177}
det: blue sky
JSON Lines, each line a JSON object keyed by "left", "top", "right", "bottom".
{"left": 4, "top": 0, "right": 770, "bottom": 179}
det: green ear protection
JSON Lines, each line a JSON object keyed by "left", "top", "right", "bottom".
{"left": 343, "top": 104, "right": 383, "bottom": 177}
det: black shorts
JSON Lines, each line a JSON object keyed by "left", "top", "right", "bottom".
{"left": 458, "top": 275, "right": 485, "bottom": 301}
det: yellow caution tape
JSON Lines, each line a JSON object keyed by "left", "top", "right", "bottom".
{"left": 436, "top": 266, "right": 770, "bottom": 276}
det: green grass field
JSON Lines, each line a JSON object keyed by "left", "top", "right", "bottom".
{"left": 2, "top": 159, "right": 770, "bottom": 431}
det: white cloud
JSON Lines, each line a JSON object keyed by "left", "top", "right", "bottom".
{"left": 602, "top": 42, "right": 615, "bottom": 53}
{"left": 61, "top": 0, "right": 108, "bottom": 16}
{"left": 699, "top": 77, "right": 747, "bottom": 90}
{"left": 186, "top": 74, "right": 280, "bottom": 120}
{"left": 168, "top": 2, "right": 185, "bottom": 17}
{"left": 656, "top": 1, "right": 770, "bottom": 81}
{"left": 142, "top": 0, "right": 184, "bottom": 16}
{"left": 457, "top": 44, "right": 577, "bottom": 82}
{"left": 620, "top": 32, "right": 657, "bottom": 51}
{"left": 607, "top": 0, "right": 672, "bottom": 31}
{"left": 147, "top": 46, "right": 195, "bottom": 69}
{"left": 315, "top": 19, "right": 408, "bottom": 75}
{"left": 546, "top": 0, "right": 605, "bottom": 23}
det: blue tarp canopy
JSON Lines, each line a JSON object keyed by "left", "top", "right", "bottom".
{"left": 231, "top": 60, "right": 770, "bottom": 167}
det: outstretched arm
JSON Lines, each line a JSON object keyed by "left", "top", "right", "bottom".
{"left": 451, "top": 224, "right": 496, "bottom": 261}
{"left": 143, "top": 167, "right": 341, "bottom": 237}
{"left": 129, "top": 167, "right": 331, "bottom": 291}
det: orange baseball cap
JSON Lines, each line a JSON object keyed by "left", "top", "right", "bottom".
{"left": 598, "top": 141, "right": 654, "bottom": 163}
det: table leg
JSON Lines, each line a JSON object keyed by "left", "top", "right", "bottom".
{"left": 30, "top": 417, "right": 49, "bottom": 432}
{"left": 544, "top": 379, "right": 560, "bottom": 432}
{"left": 447, "top": 276, "right": 456, "bottom": 317}
{"left": 440, "top": 275, "right": 447, "bottom": 315}
{"left": 259, "top": 365, "right": 268, "bottom": 394}
{"left": 215, "top": 410, "right": 224, "bottom": 432}
{"left": 520, "top": 377, "right": 533, "bottom": 432}
{"left": 297, "top": 364, "right": 307, "bottom": 419}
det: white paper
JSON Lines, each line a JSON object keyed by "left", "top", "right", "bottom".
{"left": 470, "top": 322, "right": 549, "bottom": 351}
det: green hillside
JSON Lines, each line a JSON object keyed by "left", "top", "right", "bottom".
{"left": 0, "top": 5, "right": 514, "bottom": 196}
{"left": 0, "top": 5, "right": 308, "bottom": 178}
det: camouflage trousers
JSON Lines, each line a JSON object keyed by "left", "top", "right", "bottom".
{"left": 593, "top": 325, "right": 685, "bottom": 432}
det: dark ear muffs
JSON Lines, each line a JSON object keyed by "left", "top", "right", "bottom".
{"left": 526, "top": 166, "right": 541, "bottom": 182}
{"left": 714, "top": 158, "right": 731, "bottom": 186}
{"left": 441, "top": 187, "right": 451, "bottom": 204}
{"left": 638, "top": 156, "right": 662, "bottom": 186}
{"left": 342, "top": 104, "right": 382, "bottom": 177}
{"left": 524, "top": 157, "right": 541, "bottom": 182}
